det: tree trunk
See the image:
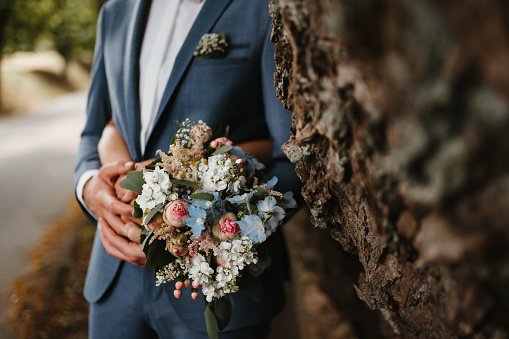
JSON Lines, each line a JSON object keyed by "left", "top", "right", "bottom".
{"left": 271, "top": 0, "right": 509, "bottom": 337}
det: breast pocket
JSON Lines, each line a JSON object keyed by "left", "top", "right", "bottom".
{"left": 193, "top": 43, "right": 250, "bottom": 67}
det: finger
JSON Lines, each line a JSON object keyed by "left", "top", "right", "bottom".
{"left": 117, "top": 189, "right": 137, "bottom": 204}
{"left": 99, "top": 161, "right": 135, "bottom": 183}
{"left": 122, "top": 190, "right": 138, "bottom": 203}
{"left": 97, "top": 190, "right": 133, "bottom": 217}
{"left": 100, "top": 218, "right": 146, "bottom": 266}
{"left": 102, "top": 210, "right": 129, "bottom": 238}
{"left": 121, "top": 214, "right": 142, "bottom": 227}
{"left": 126, "top": 222, "right": 142, "bottom": 243}
{"left": 100, "top": 217, "right": 129, "bottom": 260}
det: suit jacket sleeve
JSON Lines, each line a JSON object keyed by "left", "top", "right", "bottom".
{"left": 73, "top": 5, "right": 112, "bottom": 222}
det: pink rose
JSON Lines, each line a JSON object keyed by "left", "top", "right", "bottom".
{"left": 212, "top": 212, "right": 239, "bottom": 240}
{"left": 210, "top": 137, "right": 233, "bottom": 148}
{"left": 163, "top": 199, "right": 189, "bottom": 228}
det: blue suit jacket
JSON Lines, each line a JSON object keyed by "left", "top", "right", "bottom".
{"left": 74, "top": 0, "right": 301, "bottom": 331}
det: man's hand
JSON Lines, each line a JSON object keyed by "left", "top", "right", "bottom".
{"left": 114, "top": 173, "right": 139, "bottom": 204}
{"left": 99, "top": 217, "right": 146, "bottom": 266}
{"left": 83, "top": 161, "right": 146, "bottom": 266}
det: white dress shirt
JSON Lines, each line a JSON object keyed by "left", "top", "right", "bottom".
{"left": 139, "top": 0, "right": 204, "bottom": 151}
{"left": 76, "top": 0, "right": 205, "bottom": 217}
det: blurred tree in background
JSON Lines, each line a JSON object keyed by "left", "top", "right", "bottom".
{"left": 0, "top": 0, "right": 104, "bottom": 110}
{"left": 0, "top": 0, "right": 16, "bottom": 112}
{"left": 3, "top": 0, "right": 99, "bottom": 73}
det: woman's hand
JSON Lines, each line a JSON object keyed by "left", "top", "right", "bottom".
{"left": 237, "top": 139, "right": 273, "bottom": 167}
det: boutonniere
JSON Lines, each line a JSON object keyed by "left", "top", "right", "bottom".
{"left": 194, "top": 31, "right": 229, "bottom": 60}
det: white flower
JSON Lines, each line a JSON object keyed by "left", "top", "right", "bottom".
{"left": 228, "top": 176, "right": 246, "bottom": 194}
{"left": 194, "top": 32, "right": 228, "bottom": 60}
{"left": 154, "top": 260, "right": 186, "bottom": 286}
{"left": 144, "top": 166, "right": 171, "bottom": 192}
{"left": 188, "top": 254, "right": 214, "bottom": 285}
{"left": 202, "top": 154, "right": 234, "bottom": 192}
{"left": 136, "top": 183, "right": 167, "bottom": 212}
{"left": 136, "top": 167, "right": 172, "bottom": 212}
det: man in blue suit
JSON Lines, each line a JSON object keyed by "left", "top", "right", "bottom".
{"left": 74, "top": 0, "right": 301, "bottom": 337}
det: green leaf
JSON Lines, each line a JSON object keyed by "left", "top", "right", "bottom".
{"left": 205, "top": 304, "right": 219, "bottom": 339}
{"left": 140, "top": 229, "right": 153, "bottom": 254}
{"left": 211, "top": 145, "right": 232, "bottom": 156}
{"left": 119, "top": 170, "right": 144, "bottom": 194}
{"left": 214, "top": 297, "right": 232, "bottom": 330}
{"left": 250, "top": 186, "right": 266, "bottom": 205}
{"left": 189, "top": 192, "right": 215, "bottom": 201}
{"left": 144, "top": 238, "right": 176, "bottom": 267}
{"left": 132, "top": 200, "right": 143, "bottom": 219}
{"left": 170, "top": 179, "right": 202, "bottom": 189}
{"left": 143, "top": 203, "right": 165, "bottom": 225}
{"left": 170, "top": 132, "right": 177, "bottom": 145}
{"left": 145, "top": 158, "right": 162, "bottom": 171}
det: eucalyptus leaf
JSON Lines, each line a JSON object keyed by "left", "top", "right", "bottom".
{"left": 214, "top": 297, "right": 232, "bottom": 330}
{"left": 189, "top": 192, "right": 215, "bottom": 201}
{"left": 170, "top": 179, "right": 202, "bottom": 189}
{"left": 250, "top": 187, "right": 266, "bottom": 202}
{"left": 145, "top": 158, "right": 161, "bottom": 171}
{"left": 140, "top": 229, "right": 153, "bottom": 255}
{"left": 211, "top": 145, "right": 232, "bottom": 156}
{"left": 132, "top": 200, "right": 143, "bottom": 219}
{"left": 143, "top": 203, "right": 165, "bottom": 225}
{"left": 119, "top": 170, "right": 144, "bottom": 194}
{"left": 205, "top": 304, "right": 219, "bottom": 339}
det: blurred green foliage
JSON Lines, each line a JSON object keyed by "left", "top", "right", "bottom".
{"left": 2, "top": 0, "right": 99, "bottom": 62}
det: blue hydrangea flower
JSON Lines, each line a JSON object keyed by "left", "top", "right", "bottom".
{"left": 230, "top": 146, "right": 249, "bottom": 159}
{"left": 261, "top": 177, "right": 278, "bottom": 190}
{"left": 237, "top": 214, "right": 266, "bottom": 244}
{"left": 278, "top": 191, "right": 298, "bottom": 210}
{"left": 256, "top": 196, "right": 285, "bottom": 231}
{"left": 246, "top": 157, "right": 266, "bottom": 172}
{"left": 192, "top": 190, "right": 220, "bottom": 209}
{"left": 230, "top": 146, "right": 266, "bottom": 173}
{"left": 184, "top": 204, "right": 207, "bottom": 236}
{"left": 190, "top": 190, "right": 226, "bottom": 216}
{"left": 226, "top": 189, "right": 256, "bottom": 205}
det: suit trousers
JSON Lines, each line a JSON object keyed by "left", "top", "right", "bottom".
{"left": 88, "top": 260, "right": 271, "bottom": 339}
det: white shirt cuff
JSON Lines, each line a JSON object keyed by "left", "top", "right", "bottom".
{"left": 76, "top": 169, "right": 100, "bottom": 220}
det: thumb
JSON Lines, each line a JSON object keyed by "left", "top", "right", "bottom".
{"left": 100, "top": 161, "right": 135, "bottom": 180}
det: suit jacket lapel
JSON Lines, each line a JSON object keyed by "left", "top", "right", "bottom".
{"left": 123, "top": 0, "right": 152, "bottom": 162}
{"left": 146, "top": 0, "right": 233, "bottom": 155}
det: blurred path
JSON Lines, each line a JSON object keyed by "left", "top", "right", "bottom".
{"left": 0, "top": 92, "right": 87, "bottom": 334}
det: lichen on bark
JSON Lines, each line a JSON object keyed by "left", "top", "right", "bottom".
{"left": 271, "top": 0, "right": 509, "bottom": 337}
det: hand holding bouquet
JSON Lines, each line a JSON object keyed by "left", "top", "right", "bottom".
{"left": 120, "top": 119, "right": 297, "bottom": 338}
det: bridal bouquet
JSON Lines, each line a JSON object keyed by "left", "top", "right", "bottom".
{"left": 120, "top": 119, "right": 296, "bottom": 338}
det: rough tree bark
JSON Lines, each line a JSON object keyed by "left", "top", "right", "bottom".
{"left": 271, "top": 0, "right": 509, "bottom": 337}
